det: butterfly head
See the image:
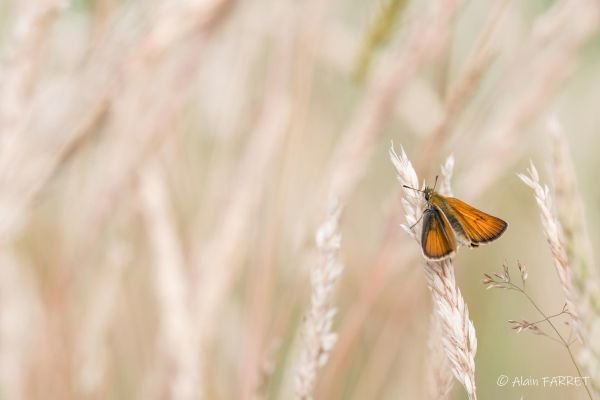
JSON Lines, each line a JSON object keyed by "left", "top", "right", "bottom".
{"left": 423, "top": 186, "right": 433, "bottom": 202}
{"left": 424, "top": 176, "right": 439, "bottom": 203}
{"left": 403, "top": 176, "right": 439, "bottom": 204}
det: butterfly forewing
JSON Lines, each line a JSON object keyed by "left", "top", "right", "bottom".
{"left": 421, "top": 207, "right": 456, "bottom": 260}
{"left": 440, "top": 196, "right": 507, "bottom": 245}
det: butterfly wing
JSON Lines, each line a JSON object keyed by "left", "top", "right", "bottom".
{"left": 421, "top": 207, "right": 456, "bottom": 260}
{"left": 441, "top": 197, "right": 507, "bottom": 246}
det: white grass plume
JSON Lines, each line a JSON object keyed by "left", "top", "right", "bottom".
{"left": 529, "top": 117, "right": 600, "bottom": 394}
{"left": 425, "top": 312, "right": 454, "bottom": 400}
{"left": 389, "top": 144, "right": 478, "bottom": 400}
{"left": 295, "top": 201, "right": 344, "bottom": 400}
{"left": 518, "top": 161, "right": 582, "bottom": 339}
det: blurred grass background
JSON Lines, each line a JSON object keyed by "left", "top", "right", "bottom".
{"left": 0, "top": 0, "right": 599, "bottom": 399}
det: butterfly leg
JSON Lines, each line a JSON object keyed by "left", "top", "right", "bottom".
{"left": 409, "top": 211, "right": 425, "bottom": 231}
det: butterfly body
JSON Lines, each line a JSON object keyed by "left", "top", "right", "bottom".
{"left": 416, "top": 185, "right": 508, "bottom": 261}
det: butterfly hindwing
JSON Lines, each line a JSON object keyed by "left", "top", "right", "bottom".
{"left": 421, "top": 207, "right": 456, "bottom": 260}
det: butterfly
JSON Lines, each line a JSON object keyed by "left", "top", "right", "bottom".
{"left": 403, "top": 177, "right": 508, "bottom": 260}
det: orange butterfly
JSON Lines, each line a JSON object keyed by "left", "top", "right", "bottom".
{"left": 404, "top": 177, "right": 507, "bottom": 260}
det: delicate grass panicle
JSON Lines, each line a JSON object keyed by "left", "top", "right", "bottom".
{"left": 483, "top": 262, "right": 595, "bottom": 400}
{"left": 390, "top": 144, "right": 478, "bottom": 400}
{"left": 295, "top": 201, "right": 344, "bottom": 400}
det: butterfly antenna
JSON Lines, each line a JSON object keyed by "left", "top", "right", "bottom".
{"left": 433, "top": 175, "right": 439, "bottom": 191}
{"left": 402, "top": 185, "right": 423, "bottom": 193}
